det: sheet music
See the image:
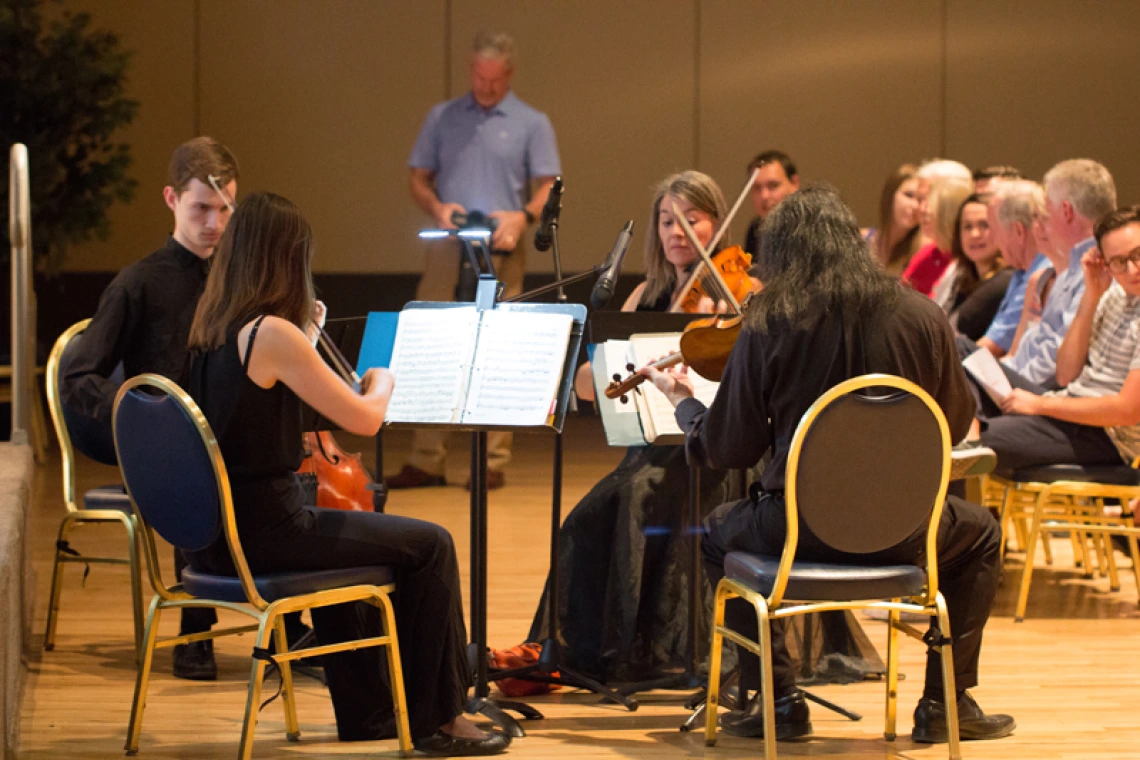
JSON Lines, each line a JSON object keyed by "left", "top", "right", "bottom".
{"left": 385, "top": 307, "right": 480, "bottom": 423}
{"left": 962, "top": 347, "right": 1011, "bottom": 406}
{"left": 596, "top": 340, "right": 638, "bottom": 415}
{"left": 463, "top": 310, "right": 574, "bottom": 426}
{"left": 628, "top": 333, "right": 720, "bottom": 443}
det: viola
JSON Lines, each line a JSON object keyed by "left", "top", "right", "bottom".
{"left": 293, "top": 323, "right": 379, "bottom": 512}
{"left": 675, "top": 245, "right": 754, "bottom": 314}
{"left": 298, "top": 430, "right": 375, "bottom": 512}
{"left": 604, "top": 303, "right": 747, "bottom": 401}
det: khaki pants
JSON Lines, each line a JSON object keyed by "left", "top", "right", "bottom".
{"left": 406, "top": 238, "right": 527, "bottom": 476}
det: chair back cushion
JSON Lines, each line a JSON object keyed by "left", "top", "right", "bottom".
{"left": 58, "top": 330, "right": 125, "bottom": 466}
{"left": 114, "top": 385, "right": 222, "bottom": 551}
{"left": 793, "top": 387, "right": 943, "bottom": 555}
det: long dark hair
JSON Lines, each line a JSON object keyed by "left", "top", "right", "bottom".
{"left": 748, "top": 185, "right": 900, "bottom": 333}
{"left": 188, "top": 191, "right": 315, "bottom": 351}
{"left": 950, "top": 192, "right": 1004, "bottom": 300}
{"left": 875, "top": 163, "right": 921, "bottom": 272}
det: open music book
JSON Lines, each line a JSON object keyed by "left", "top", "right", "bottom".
{"left": 383, "top": 306, "right": 574, "bottom": 427}
{"left": 594, "top": 333, "right": 720, "bottom": 445}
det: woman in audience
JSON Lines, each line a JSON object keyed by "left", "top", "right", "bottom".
{"left": 864, "top": 164, "right": 922, "bottom": 275}
{"left": 945, "top": 193, "right": 1013, "bottom": 339}
{"left": 903, "top": 177, "right": 973, "bottom": 296}
{"left": 184, "top": 191, "right": 507, "bottom": 757}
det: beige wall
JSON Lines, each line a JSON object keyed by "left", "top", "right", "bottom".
{"left": 60, "top": 0, "right": 1140, "bottom": 275}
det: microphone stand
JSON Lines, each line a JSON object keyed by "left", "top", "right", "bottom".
{"left": 490, "top": 219, "right": 639, "bottom": 711}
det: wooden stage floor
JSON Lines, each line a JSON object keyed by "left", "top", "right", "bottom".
{"left": 17, "top": 417, "right": 1140, "bottom": 758}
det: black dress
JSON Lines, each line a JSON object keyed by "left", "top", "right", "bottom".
{"left": 185, "top": 317, "right": 471, "bottom": 740}
{"left": 528, "top": 292, "right": 884, "bottom": 685}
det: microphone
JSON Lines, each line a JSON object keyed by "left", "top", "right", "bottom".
{"left": 533, "top": 176, "right": 564, "bottom": 252}
{"left": 590, "top": 220, "right": 635, "bottom": 310}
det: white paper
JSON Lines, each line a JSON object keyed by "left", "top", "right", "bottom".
{"left": 385, "top": 308, "right": 479, "bottom": 423}
{"left": 962, "top": 347, "right": 1011, "bottom": 405}
{"left": 462, "top": 310, "right": 574, "bottom": 426}
{"left": 595, "top": 340, "right": 638, "bottom": 415}
{"left": 628, "top": 333, "right": 720, "bottom": 443}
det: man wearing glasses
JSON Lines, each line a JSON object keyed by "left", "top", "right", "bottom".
{"left": 979, "top": 206, "right": 1140, "bottom": 472}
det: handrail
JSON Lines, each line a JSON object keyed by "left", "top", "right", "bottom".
{"left": 9, "top": 143, "right": 32, "bottom": 446}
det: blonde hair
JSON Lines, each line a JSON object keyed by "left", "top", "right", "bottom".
{"left": 640, "top": 171, "right": 728, "bottom": 308}
{"left": 473, "top": 31, "right": 515, "bottom": 67}
{"left": 929, "top": 178, "right": 973, "bottom": 251}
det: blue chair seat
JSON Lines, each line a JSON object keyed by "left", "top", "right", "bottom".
{"left": 83, "top": 485, "right": 133, "bottom": 512}
{"left": 724, "top": 551, "right": 927, "bottom": 601}
{"left": 1002, "top": 463, "right": 1140, "bottom": 487}
{"left": 181, "top": 565, "right": 396, "bottom": 604}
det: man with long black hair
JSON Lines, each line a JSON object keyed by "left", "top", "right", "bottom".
{"left": 643, "top": 186, "right": 1015, "bottom": 744}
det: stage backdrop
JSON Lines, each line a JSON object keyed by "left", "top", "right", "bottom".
{"left": 38, "top": 0, "right": 1140, "bottom": 278}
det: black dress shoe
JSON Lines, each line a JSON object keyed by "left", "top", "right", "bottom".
{"left": 412, "top": 729, "right": 510, "bottom": 756}
{"left": 720, "top": 690, "right": 812, "bottom": 739}
{"left": 912, "top": 691, "right": 1015, "bottom": 742}
{"left": 172, "top": 640, "right": 217, "bottom": 681}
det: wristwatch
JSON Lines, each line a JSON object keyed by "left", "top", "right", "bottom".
{"left": 524, "top": 208, "right": 536, "bottom": 225}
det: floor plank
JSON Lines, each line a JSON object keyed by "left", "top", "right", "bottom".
{"left": 17, "top": 417, "right": 1140, "bottom": 758}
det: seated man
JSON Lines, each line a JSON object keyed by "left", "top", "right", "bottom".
{"left": 643, "top": 186, "right": 1014, "bottom": 743}
{"left": 980, "top": 206, "right": 1140, "bottom": 472}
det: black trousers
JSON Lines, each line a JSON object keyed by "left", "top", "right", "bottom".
{"left": 955, "top": 334, "right": 1053, "bottom": 419}
{"left": 188, "top": 503, "right": 471, "bottom": 740}
{"left": 174, "top": 548, "right": 218, "bottom": 634}
{"left": 702, "top": 493, "right": 1002, "bottom": 701}
{"left": 980, "top": 414, "right": 1123, "bottom": 472}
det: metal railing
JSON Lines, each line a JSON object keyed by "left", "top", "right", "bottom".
{"left": 9, "top": 143, "right": 32, "bottom": 446}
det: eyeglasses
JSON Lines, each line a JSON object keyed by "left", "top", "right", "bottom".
{"left": 1104, "top": 248, "right": 1140, "bottom": 274}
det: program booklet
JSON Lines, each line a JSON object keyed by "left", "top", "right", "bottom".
{"left": 383, "top": 306, "right": 574, "bottom": 427}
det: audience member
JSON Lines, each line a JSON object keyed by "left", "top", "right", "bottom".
{"left": 975, "top": 181, "right": 1050, "bottom": 358}
{"left": 864, "top": 163, "right": 922, "bottom": 275}
{"left": 973, "top": 165, "right": 1022, "bottom": 195}
{"left": 980, "top": 206, "right": 1140, "bottom": 472}
{"left": 946, "top": 194, "right": 1013, "bottom": 340}
{"left": 743, "top": 150, "right": 800, "bottom": 258}
{"left": 903, "top": 177, "right": 972, "bottom": 296}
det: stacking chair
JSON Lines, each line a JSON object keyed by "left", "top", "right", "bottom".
{"left": 989, "top": 463, "right": 1140, "bottom": 622}
{"left": 43, "top": 319, "right": 143, "bottom": 656}
{"left": 703, "top": 375, "right": 962, "bottom": 760}
{"left": 113, "top": 373, "right": 411, "bottom": 759}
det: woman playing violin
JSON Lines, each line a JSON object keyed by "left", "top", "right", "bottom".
{"left": 529, "top": 171, "right": 760, "bottom": 682}
{"left": 184, "top": 192, "right": 507, "bottom": 757}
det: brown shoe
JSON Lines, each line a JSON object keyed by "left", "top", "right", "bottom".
{"left": 386, "top": 464, "right": 446, "bottom": 489}
{"left": 465, "top": 470, "right": 505, "bottom": 491}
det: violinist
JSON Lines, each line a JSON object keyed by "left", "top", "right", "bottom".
{"left": 184, "top": 192, "right": 508, "bottom": 756}
{"left": 529, "top": 171, "right": 759, "bottom": 683}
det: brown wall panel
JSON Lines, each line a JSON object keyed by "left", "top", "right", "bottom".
{"left": 198, "top": 0, "right": 445, "bottom": 275}
{"left": 58, "top": 1, "right": 196, "bottom": 272}
{"left": 945, "top": 0, "right": 1140, "bottom": 205}
{"left": 446, "top": 1, "right": 698, "bottom": 274}
{"left": 700, "top": 0, "right": 944, "bottom": 244}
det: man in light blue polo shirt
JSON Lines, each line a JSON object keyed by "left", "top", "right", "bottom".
{"left": 960, "top": 160, "right": 1116, "bottom": 419}
{"left": 394, "top": 30, "right": 561, "bottom": 490}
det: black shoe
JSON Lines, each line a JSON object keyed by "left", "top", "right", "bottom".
{"left": 720, "top": 690, "right": 813, "bottom": 739}
{"left": 387, "top": 464, "right": 447, "bottom": 489}
{"left": 412, "top": 729, "right": 510, "bottom": 756}
{"left": 912, "top": 691, "right": 1015, "bottom": 742}
{"left": 172, "top": 640, "right": 217, "bottom": 681}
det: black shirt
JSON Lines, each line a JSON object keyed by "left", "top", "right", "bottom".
{"left": 61, "top": 236, "right": 209, "bottom": 424}
{"left": 674, "top": 288, "right": 975, "bottom": 492}
{"left": 949, "top": 268, "right": 1014, "bottom": 342}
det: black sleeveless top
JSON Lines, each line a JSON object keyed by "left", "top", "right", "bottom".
{"left": 187, "top": 316, "right": 306, "bottom": 531}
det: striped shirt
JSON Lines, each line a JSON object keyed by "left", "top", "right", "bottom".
{"left": 1053, "top": 282, "right": 1140, "bottom": 462}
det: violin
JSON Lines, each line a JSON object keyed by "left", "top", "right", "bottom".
{"left": 675, "top": 245, "right": 753, "bottom": 314}
{"left": 294, "top": 322, "right": 380, "bottom": 512}
{"left": 604, "top": 301, "right": 748, "bottom": 401}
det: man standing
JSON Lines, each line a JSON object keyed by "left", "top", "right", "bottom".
{"left": 742, "top": 150, "right": 799, "bottom": 259}
{"left": 393, "top": 30, "right": 561, "bottom": 491}
{"left": 644, "top": 187, "right": 1015, "bottom": 744}
{"left": 61, "top": 137, "right": 239, "bottom": 680}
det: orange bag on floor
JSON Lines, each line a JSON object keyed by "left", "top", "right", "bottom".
{"left": 487, "top": 643, "right": 561, "bottom": 697}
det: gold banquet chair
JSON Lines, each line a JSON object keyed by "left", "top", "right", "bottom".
{"left": 43, "top": 319, "right": 144, "bottom": 656}
{"left": 113, "top": 374, "right": 411, "bottom": 759}
{"left": 989, "top": 462, "right": 1140, "bottom": 622}
{"left": 704, "top": 375, "right": 963, "bottom": 760}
